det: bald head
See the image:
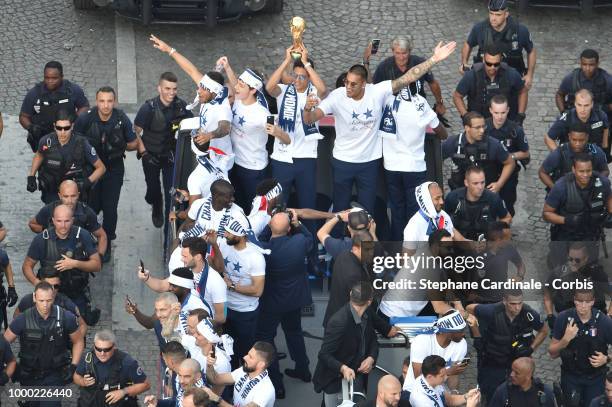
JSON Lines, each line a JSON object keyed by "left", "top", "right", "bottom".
{"left": 269, "top": 212, "right": 290, "bottom": 235}
{"left": 59, "top": 180, "right": 79, "bottom": 195}
{"left": 180, "top": 358, "right": 201, "bottom": 374}
{"left": 53, "top": 204, "right": 74, "bottom": 219}
{"left": 513, "top": 357, "right": 534, "bottom": 375}
{"left": 178, "top": 358, "right": 202, "bottom": 389}
{"left": 58, "top": 180, "right": 80, "bottom": 209}
{"left": 377, "top": 375, "right": 401, "bottom": 407}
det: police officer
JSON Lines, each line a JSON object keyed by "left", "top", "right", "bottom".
{"left": 3, "top": 281, "right": 84, "bottom": 407}
{"left": 29, "top": 180, "right": 108, "bottom": 260}
{"left": 461, "top": 0, "right": 536, "bottom": 85}
{"left": 466, "top": 289, "right": 548, "bottom": 404}
{"left": 27, "top": 109, "right": 106, "bottom": 204}
{"left": 74, "top": 86, "right": 138, "bottom": 260}
{"left": 488, "top": 357, "right": 556, "bottom": 407}
{"left": 556, "top": 49, "right": 612, "bottom": 117}
{"left": 19, "top": 61, "right": 90, "bottom": 152}
{"left": 546, "top": 89, "right": 609, "bottom": 155}
{"left": 0, "top": 247, "right": 18, "bottom": 329}
{"left": 0, "top": 335, "right": 16, "bottom": 389}
{"left": 134, "top": 71, "right": 192, "bottom": 228}
{"left": 549, "top": 288, "right": 612, "bottom": 407}
{"left": 74, "top": 329, "right": 150, "bottom": 407}
{"left": 454, "top": 46, "right": 527, "bottom": 123}
{"left": 539, "top": 124, "right": 609, "bottom": 190}
{"left": 22, "top": 204, "right": 102, "bottom": 326}
{"left": 486, "top": 94, "right": 529, "bottom": 216}
{"left": 442, "top": 111, "right": 515, "bottom": 191}
{"left": 589, "top": 372, "right": 612, "bottom": 407}
{"left": 445, "top": 166, "right": 512, "bottom": 241}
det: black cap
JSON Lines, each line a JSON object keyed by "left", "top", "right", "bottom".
{"left": 348, "top": 209, "right": 370, "bottom": 231}
{"left": 488, "top": 0, "right": 508, "bottom": 11}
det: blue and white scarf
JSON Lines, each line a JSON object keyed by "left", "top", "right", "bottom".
{"left": 278, "top": 83, "right": 319, "bottom": 137}
{"left": 416, "top": 375, "right": 445, "bottom": 407}
{"left": 379, "top": 87, "right": 434, "bottom": 140}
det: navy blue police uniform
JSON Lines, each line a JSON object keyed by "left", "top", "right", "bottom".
{"left": 373, "top": 54, "right": 435, "bottom": 98}
{"left": 35, "top": 201, "right": 101, "bottom": 235}
{"left": 35, "top": 132, "right": 100, "bottom": 204}
{"left": 20, "top": 80, "right": 89, "bottom": 152}
{"left": 559, "top": 68, "right": 612, "bottom": 114}
{"left": 442, "top": 133, "right": 510, "bottom": 190}
{"left": 485, "top": 117, "right": 529, "bottom": 216}
{"left": 445, "top": 187, "right": 508, "bottom": 241}
{"left": 553, "top": 308, "right": 612, "bottom": 407}
{"left": 74, "top": 107, "right": 136, "bottom": 241}
{"left": 547, "top": 108, "right": 609, "bottom": 148}
{"left": 541, "top": 144, "right": 608, "bottom": 185}
{"left": 17, "top": 292, "right": 80, "bottom": 317}
{"left": 0, "top": 336, "right": 15, "bottom": 387}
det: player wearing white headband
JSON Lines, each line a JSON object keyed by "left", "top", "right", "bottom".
{"left": 194, "top": 317, "right": 233, "bottom": 395}
{"left": 215, "top": 57, "right": 292, "bottom": 212}
{"left": 149, "top": 35, "right": 234, "bottom": 166}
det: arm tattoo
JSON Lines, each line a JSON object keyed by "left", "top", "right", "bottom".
{"left": 391, "top": 57, "right": 437, "bottom": 94}
{"left": 211, "top": 121, "right": 231, "bottom": 139}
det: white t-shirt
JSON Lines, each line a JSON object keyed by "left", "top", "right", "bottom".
{"left": 402, "top": 210, "right": 454, "bottom": 251}
{"left": 186, "top": 198, "right": 246, "bottom": 238}
{"left": 409, "top": 375, "right": 446, "bottom": 407}
{"left": 273, "top": 84, "right": 320, "bottom": 159}
{"left": 192, "top": 99, "right": 234, "bottom": 163}
{"left": 187, "top": 158, "right": 228, "bottom": 199}
{"left": 193, "top": 265, "right": 227, "bottom": 319}
{"left": 248, "top": 209, "right": 271, "bottom": 239}
{"left": 318, "top": 81, "right": 393, "bottom": 163}
{"left": 219, "top": 240, "right": 266, "bottom": 312}
{"left": 382, "top": 94, "right": 440, "bottom": 172}
{"left": 231, "top": 369, "right": 275, "bottom": 407}
{"left": 230, "top": 99, "right": 270, "bottom": 170}
{"left": 403, "top": 333, "right": 467, "bottom": 392}
{"left": 178, "top": 292, "right": 207, "bottom": 335}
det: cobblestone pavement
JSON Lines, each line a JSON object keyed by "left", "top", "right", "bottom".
{"left": 1, "top": 0, "right": 612, "bottom": 405}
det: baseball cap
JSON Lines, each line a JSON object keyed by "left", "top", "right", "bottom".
{"left": 348, "top": 207, "right": 370, "bottom": 231}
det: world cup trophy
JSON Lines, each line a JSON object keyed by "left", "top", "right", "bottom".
{"left": 289, "top": 16, "right": 306, "bottom": 60}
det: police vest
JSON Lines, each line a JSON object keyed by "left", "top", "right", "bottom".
{"left": 504, "top": 378, "right": 547, "bottom": 406}
{"left": 78, "top": 350, "right": 138, "bottom": 407}
{"left": 449, "top": 134, "right": 501, "bottom": 189}
{"left": 557, "top": 173, "right": 607, "bottom": 239}
{"left": 556, "top": 109, "right": 607, "bottom": 147}
{"left": 38, "top": 134, "right": 89, "bottom": 193}
{"left": 553, "top": 263, "right": 608, "bottom": 314}
{"left": 550, "top": 143, "right": 599, "bottom": 182}
{"left": 565, "top": 68, "right": 610, "bottom": 111}
{"left": 39, "top": 226, "right": 91, "bottom": 298}
{"left": 483, "top": 303, "right": 536, "bottom": 367}
{"left": 141, "top": 97, "right": 188, "bottom": 156}
{"left": 476, "top": 17, "right": 525, "bottom": 74}
{"left": 18, "top": 305, "right": 71, "bottom": 376}
{"left": 47, "top": 201, "right": 91, "bottom": 230}
{"left": 31, "top": 81, "right": 76, "bottom": 133}
{"left": 486, "top": 118, "right": 521, "bottom": 152}
{"left": 81, "top": 108, "right": 127, "bottom": 163}
{"left": 468, "top": 63, "right": 512, "bottom": 116}
{"left": 451, "top": 189, "right": 492, "bottom": 241}
{"left": 560, "top": 309, "right": 608, "bottom": 376}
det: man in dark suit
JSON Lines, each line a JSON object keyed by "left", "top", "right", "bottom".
{"left": 357, "top": 375, "right": 402, "bottom": 407}
{"left": 314, "top": 283, "right": 379, "bottom": 407}
{"left": 255, "top": 210, "right": 314, "bottom": 399}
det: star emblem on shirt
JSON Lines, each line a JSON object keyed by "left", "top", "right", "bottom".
{"left": 364, "top": 108, "right": 373, "bottom": 119}
{"left": 200, "top": 116, "right": 207, "bottom": 126}
{"left": 351, "top": 111, "right": 360, "bottom": 119}
{"left": 238, "top": 116, "right": 245, "bottom": 126}
{"left": 232, "top": 262, "right": 242, "bottom": 273}
{"left": 223, "top": 257, "right": 230, "bottom": 267}
{"left": 232, "top": 108, "right": 237, "bottom": 116}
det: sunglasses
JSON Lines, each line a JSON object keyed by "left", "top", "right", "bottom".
{"left": 290, "top": 73, "right": 308, "bottom": 81}
{"left": 484, "top": 61, "right": 501, "bottom": 68}
{"left": 567, "top": 256, "right": 585, "bottom": 264}
{"left": 343, "top": 79, "right": 361, "bottom": 88}
{"left": 94, "top": 345, "right": 114, "bottom": 353}
{"left": 55, "top": 125, "right": 71, "bottom": 131}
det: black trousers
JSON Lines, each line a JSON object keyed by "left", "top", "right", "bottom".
{"left": 88, "top": 160, "right": 124, "bottom": 240}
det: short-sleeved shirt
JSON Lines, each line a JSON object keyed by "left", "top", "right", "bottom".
{"left": 545, "top": 174, "right": 611, "bottom": 210}
{"left": 442, "top": 134, "right": 510, "bottom": 165}
{"left": 219, "top": 240, "right": 266, "bottom": 312}
{"left": 403, "top": 209, "right": 454, "bottom": 251}
{"left": 187, "top": 157, "right": 227, "bottom": 199}
{"left": 318, "top": 81, "right": 393, "bottom": 163}
{"left": 486, "top": 120, "right": 529, "bottom": 154}
{"left": 466, "top": 19, "right": 534, "bottom": 55}
{"left": 35, "top": 201, "right": 101, "bottom": 234}
{"left": 552, "top": 309, "right": 612, "bottom": 361}
{"left": 193, "top": 95, "right": 233, "bottom": 158}
{"left": 475, "top": 303, "right": 544, "bottom": 338}
{"left": 229, "top": 99, "right": 271, "bottom": 170}
{"left": 445, "top": 188, "right": 509, "bottom": 224}
{"left": 546, "top": 109, "right": 609, "bottom": 144}
{"left": 37, "top": 133, "right": 100, "bottom": 167}
{"left": 476, "top": 244, "right": 523, "bottom": 302}
{"left": 9, "top": 306, "right": 79, "bottom": 337}
{"left": 230, "top": 368, "right": 275, "bottom": 407}
{"left": 409, "top": 376, "right": 446, "bottom": 407}
{"left": 20, "top": 81, "right": 89, "bottom": 117}
{"left": 73, "top": 108, "right": 135, "bottom": 162}
{"left": 17, "top": 292, "right": 80, "bottom": 317}
{"left": 559, "top": 69, "right": 612, "bottom": 103}
{"left": 541, "top": 145, "right": 608, "bottom": 176}
{"left": 134, "top": 96, "right": 192, "bottom": 132}
{"left": 0, "top": 336, "right": 14, "bottom": 366}
{"left": 75, "top": 351, "right": 147, "bottom": 384}
{"left": 27, "top": 227, "right": 98, "bottom": 262}
{"left": 0, "top": 249, "right": 9, "bottom": 269}
{"left": 546, "top": 264, "right": 610, "bottom": 313}
{"left": 323, "top": 236, "right": 352, "bottom": 259}
{"left": 403, "top": 333, "right": 467, "bottom": 392}
{"left": 372, "top": 55, "right": 435, "bottom": 98}
{"left": 193, "top": 265, "right": 227, "bottom": 319}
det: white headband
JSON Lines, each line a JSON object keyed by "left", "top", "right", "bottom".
{"left": 434, "top": 311, "right": 467, "bottom": 333}
{"left": 168, "top": 274, "right": 194, "bottom": 290}
{"left": 199, "top": 74, "right": 224, "bottom": 95}
{"left": 224, "top": 216, "right": 249, "bottom": 237}
{"left": 265, "top": 183, "right": 283, "bottom": 201}
{"left": 197, "top": 318, "right": 221, "bottom": 343}
{"left": 239, "top": 70, "right": 263, "bottom": 91}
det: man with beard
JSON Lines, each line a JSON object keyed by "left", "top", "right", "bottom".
{"left": 401, "top": 310, "right": 469, "bottom": 402}
{"left": 125, "top": 292, "right": 179, "bottom": 350}
{"left": 356, "top": 375, "right": 402, "bottom": 407}
{"left": 144, "top": 358, "right": 204, "bottom": 407}
{"left": 466, "top": 289, "right": 548, "bottom": 404}
{"left": 216, "top": 216, "right": 266, "bottom": 366}
{"left": 29, "top": 180, "right": 108, "bottom": 260}
{"left": 204, "top": 341, "right": 276, "bottom": 407}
